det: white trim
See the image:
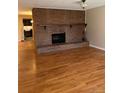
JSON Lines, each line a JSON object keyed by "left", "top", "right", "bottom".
{"left": 90, "top": 44, "right": 105, "bottom": 51}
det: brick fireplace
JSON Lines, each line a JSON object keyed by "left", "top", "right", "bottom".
{"left": 32, "top": 8, "right": 88, "bottom": 53}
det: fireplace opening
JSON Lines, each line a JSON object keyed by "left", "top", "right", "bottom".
{"left": 52, "top": 33, "right": 65, "bottom": 44}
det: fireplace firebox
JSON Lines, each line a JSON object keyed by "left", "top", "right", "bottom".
{"left": 52, "top": 33, "right": 65, "bottom": 44}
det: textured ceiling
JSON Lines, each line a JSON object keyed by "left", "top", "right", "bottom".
{"left": 18, "top": 0, "right": 105, "bottom": 15}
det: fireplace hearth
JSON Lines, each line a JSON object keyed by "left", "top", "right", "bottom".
{"left": 52, "top": 33, "right": 65, "bottom": 44}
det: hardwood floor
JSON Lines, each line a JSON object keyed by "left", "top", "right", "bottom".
{"left": 19, "top": 41, "right": 105, "bottom": 93}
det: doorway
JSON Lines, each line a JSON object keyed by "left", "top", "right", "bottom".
{"left": 23, "top": 19, "right": 33, "bottom": 41}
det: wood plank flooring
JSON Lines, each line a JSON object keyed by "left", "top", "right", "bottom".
{"left": 19, "top": 41, "right": 105, "bottom": 93}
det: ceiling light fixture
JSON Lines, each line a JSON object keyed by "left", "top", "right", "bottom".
{"left": 80, "top": 0, "right": 87, "bottom": 10}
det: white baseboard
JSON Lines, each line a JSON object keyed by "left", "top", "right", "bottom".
{"left": 89, "top": 44, "right": 105, "bottom": 51}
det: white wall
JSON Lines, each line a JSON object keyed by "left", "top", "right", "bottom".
{"left": 86, "top": 6, "right": 105, "bottom": 50}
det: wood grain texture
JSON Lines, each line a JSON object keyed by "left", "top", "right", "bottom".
{"left": 19, "top": 41, "right": 105, "bottom": 93}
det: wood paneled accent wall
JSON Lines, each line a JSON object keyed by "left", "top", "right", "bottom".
{"left": 32, "top": 8, "right": 85, "bottom": 48}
